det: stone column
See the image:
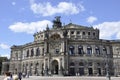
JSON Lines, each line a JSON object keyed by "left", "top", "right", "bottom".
{"left": 84, "top": 61, "right": 88, "bottom": 76}
{"left": 44, "top": 59, "right": 48, "bottom": 76}
{"left": 93, "top": 62, "right": 98, "bottom": 76}
{"left": 59, "top": 58, "right": 63, "bottom": 76}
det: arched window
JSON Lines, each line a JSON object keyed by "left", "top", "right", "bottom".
{"left": 26, "top": 50, "right": 29, "bottom": 57}
{"left": 103, "top": 47, "right": 107, "bottom": 55}
{"left": 69, "top": 46, "right": 74, "bottom": 55}
{"left": 103, "top": 47, "right": 106, "bottom": 51}
{"left": 35, "top": 63, "right": 39, "bottom": 75}
{"left": 31, "top": 49, "right": 34, "bottom": 57}
{"left": 78, "top": 46, "right": 83, "bottom": 55}
{"left": 87, "top": 47, "right": 92, "bottom": 54}
{"left": 95, "top": 47, "right": 100, "bottom": 55}
{"left": 79, "top": 62, "right": 84, "bottom": 66}
{"left": 83, "top": 32, "right": 85, "bottom": 35}
{"left": 36, "top": 48, "right": 40, "bottom": 56}
{"left": 88, "top": 62, "right": 92, "bottom": 66}
{"left": 97, "top": 63, "right": 100, "bottom": 66}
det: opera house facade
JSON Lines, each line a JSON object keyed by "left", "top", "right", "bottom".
{"left": 2, "top": 16, "right": 120, "bottom": 76}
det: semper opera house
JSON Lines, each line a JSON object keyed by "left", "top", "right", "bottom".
{"left": 2, "top": 16, "right": 120, "bottom": 76}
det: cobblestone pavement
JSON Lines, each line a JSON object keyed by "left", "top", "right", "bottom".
{"left": 0, "top": 76, "right": 120, "bottom": 80}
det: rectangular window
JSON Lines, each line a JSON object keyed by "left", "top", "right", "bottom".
{"left": 95, "top": 47, "right": 100, "bottom": 55}
{"left": 77, "top": 31, "right": 80, "bottom": 34}
{"left": 71, "top": 31, "right": 74, "bottom": 34}
{"left": 96, "top": 49, "right": 100, "bottom": 55}
{"left": 69, "top": 46, "right": 74, "bottom": 55}
{"left": 87, "top": 48, "right": 92, "bottom": 54}
{"left": 83, "top": 32, "right": 85, "bottom": 35}
{"left": 93, "top": 32, "right": 95, "bottom": 36}
{"left": 78, "top": 47, "right": 83, "bottom": 55}
{"left": 88, "top": 32, "right": 90, "bottom": 35}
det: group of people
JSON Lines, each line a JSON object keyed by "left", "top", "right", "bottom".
{"left": 4, "top": 72, "right": 22, "bottom": 80}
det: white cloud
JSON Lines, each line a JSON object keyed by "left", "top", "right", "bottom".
{"left": 9, "top": 20, "right": 52, "bottom": 34}
{"left": 93, "top": 21, "right": 120, "bottom": 40}
{"left": 0, "top": 43, "right": 10, "bottom": 49}
{"left": 30, "top": 1, "right": 85, "bottom": 16}
{"left": 87, "top": 16, "right": 97, "bottom": 24}
{"left": 12, "top": 2, "right": 16, "bottom": 6}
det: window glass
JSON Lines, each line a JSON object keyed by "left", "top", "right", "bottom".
{"left": 78, "top": 46, "right": 83, "bottom": 54}
{"left": 69, "top": 46, "right": 74, "bottom": 55}
{"left": 87, "top": 47, "right": 92, "bottom": 54}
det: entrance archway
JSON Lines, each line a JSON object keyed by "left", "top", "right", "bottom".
{"left": 51, "top": 60, "right": 59, "bottom": 74}
{"left": 88, "top": 68, "right": 93, "bottom": 75}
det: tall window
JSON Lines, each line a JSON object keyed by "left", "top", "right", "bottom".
{"left": 103, "top": 47, "right": 106, "bottom": 51}
{"left": 93, "top": 32, "right": 95, "bottom": 36}
{"left": 83, "top": 32, "right": 85, "bottom": 35}
{"left": 95, "top": 47, "right": 100, "bottom": 55}
{"left": 42, "top": 48, "right": 44, "bottom": 55}
{"left": 103, "top": 47, "right": 107, "bottom": 55}
{"left": 31, "top": 49, "right": 34, "bottom": 57}
{"left": 87, "top": 47, "right": 92, "bottom": 55}
{"left": 78, "top": 46, "right": 83, "bottom": 55}
{"left": 36, "top": 48, "right": 40, "bottom": 56}
{"left": 88, "top": 32, "right": 90, "bottom": 35}
{"left": 26, "top": 50, "right": 29, "bottom": 57}
{"left": 69, "top": 46, "right": 74, "bottom": 55}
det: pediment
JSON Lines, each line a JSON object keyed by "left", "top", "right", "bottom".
{"left": 64, "top": 23, "right": 92, "bottom": 29}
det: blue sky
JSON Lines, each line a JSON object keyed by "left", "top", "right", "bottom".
{"left": 0, "top": 0, "right": 120, "bottom": 58}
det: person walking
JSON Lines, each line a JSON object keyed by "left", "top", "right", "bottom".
{"left": 18, "top": 72, "right": 22, "bottom": 80}
{"left": 13, "top": 69, "right": 18, "bottom": 80}
{"left": 4, "top": 72, "right": 13, "bottom": 80}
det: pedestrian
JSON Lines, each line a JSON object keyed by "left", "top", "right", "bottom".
{"left": 27, "top": 72, "right": 29, "bottom": 78}
{"left": 18, "top": 72, "right": 22, "bottom": 80}
{"left": 13, "top": 74, "right": 18, "bottom": 80}
{"left": 4, "top": 72, "right": 13, "bottom": 80}
{"left": 13, "top": 69, "right": 18, "bottom": 80}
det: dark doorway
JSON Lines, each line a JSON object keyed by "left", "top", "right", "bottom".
{"left": 51, "top": 60, "right": 59, "bottom": 75}
{"left": 79, "top": 68, "right": 84, "bottom": 75}
{"left": 98, "top": 68, "right": 101, "bottom": 76}
{"left": 55, "top": 65, "right": 58, "bottom": 74}
{"left": 88, "top": 68, "right": 93, "bottom": 75}
{"left": 69, "top": 68, "right": 75, "bottom": 76}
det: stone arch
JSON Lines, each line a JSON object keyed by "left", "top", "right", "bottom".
{"left": 31, "top": 49, "right": 34, "bottom": 57}
{"left": 36, "top": 48, "right": 40, "bottom": 56}
{"left": 50, "top": 33, "right": 61, "bottom": 40}
{"left": 51, "top": 60, "right": 59, "bottom": 74}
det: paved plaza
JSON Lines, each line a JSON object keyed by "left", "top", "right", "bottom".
{"left": 0, "top": 76, "right": 120, "bottom": 80}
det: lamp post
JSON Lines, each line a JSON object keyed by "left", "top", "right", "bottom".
{"left": 106, "top": 55, "right": 111, "bottom": 80}
{"left": 106, "top": 52, "right": 111, "bottom": 80}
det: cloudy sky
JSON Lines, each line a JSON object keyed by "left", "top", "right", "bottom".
{"left": 0, "top": 0, "right": 120, "bottom": 58}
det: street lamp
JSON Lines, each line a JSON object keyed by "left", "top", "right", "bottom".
{"left": 106, "top": 52, "right": 111, "bottom": 80}
{"left": 103, "top": 47, "right": 111, "bottom": 80}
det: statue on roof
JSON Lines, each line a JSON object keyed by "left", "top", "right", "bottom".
{"left": 52, "top": 16, "right": 62, "bottom": 28}
{"left": 55, "top": 16, "right": 61, "bottom": 22}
